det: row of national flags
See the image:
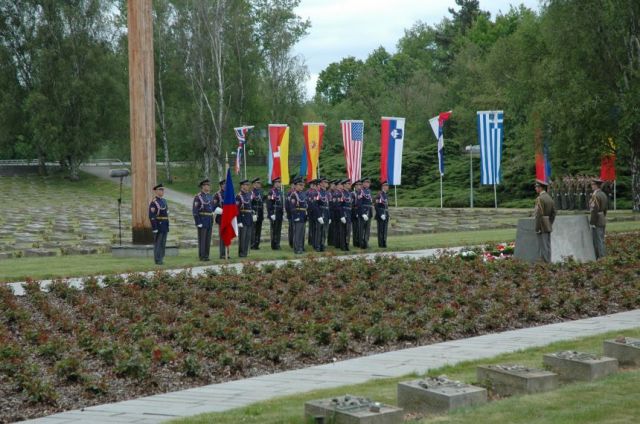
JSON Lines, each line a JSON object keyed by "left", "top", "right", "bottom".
{"left": 233, "top": 114, "right": 617, "bottom": 189}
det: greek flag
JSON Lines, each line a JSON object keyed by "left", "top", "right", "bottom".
{"left": 477, "top": 111, "right": 504, "bottom": 185}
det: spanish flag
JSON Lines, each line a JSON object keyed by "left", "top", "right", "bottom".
{"left": 268, "top": 124, "right": 290, "bottom": 185}
{"left": 303, "top": 123, "right": 325, "bottom": 182}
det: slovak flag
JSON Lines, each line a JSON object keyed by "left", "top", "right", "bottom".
{"left": 380, "top": 117, "right": 405, "bottom": 185}
{"left": 429, "top": 111, "right": 452, "bottom": 176}
{"left": 220, "top": 168, "right": 238, "bottom": 247}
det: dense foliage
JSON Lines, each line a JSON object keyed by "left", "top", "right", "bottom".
{"left": 2, "top": 232, "right": 640, "bottom": 421}
{"left": 1, "top": 0, "right": 640, "bottom": 208}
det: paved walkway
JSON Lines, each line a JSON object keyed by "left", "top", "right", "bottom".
{"left": 22, "top": 309, "right": 640, "bottom": 423}
{"left": 81, "top": 165, "right": 193, "bottom": 208}
{"left": 6, "top": 247, "right": 460, "bottom": 296}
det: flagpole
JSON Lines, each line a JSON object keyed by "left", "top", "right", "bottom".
{"left": 243, "top": 145, "right": 247, "bottom": 180}
{"left": 440, "top": 174, "right": 443, "bottom": 208}
{"left": 394, "top": 185, "right": 398, "bottom": 208}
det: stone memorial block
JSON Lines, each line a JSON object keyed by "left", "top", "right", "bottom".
{"left": 603, "top": 337, "right": 640, "bottom": 366}
{"left": 476, "top": 364, "right": 558, "bottom": 396}
{"left": 543, "top": 351, "right": 618, "bottom": 381}
{"left": 397, "top": 376, "right": 487, "bottom": 414}
{"left": 514, "top": 216, "right": 596, "bottom": 263}
{"left": 304, "top": 395, "right": 403, "bottom": 424}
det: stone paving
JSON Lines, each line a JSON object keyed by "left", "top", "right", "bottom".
{"left": 21, "top": 308, "right": 640, "bottom": 423}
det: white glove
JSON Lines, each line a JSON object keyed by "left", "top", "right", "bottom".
{"left": 270, "top": 214, "right": 276, "bottom": 221}
{"left": 380, "top": 214, "right": 386, "bottom": 221}
{"left": 362, "top": 214, "right": 369, "bottom": 221}
{"left": 252, "top": 214, "right": 258, "bottom": 222}
{"left": 329, "top": 219, "right": 332, "bottom": 224}
{"left": 294, "top": 218, "right": 300, "bottom": 222}
{"left": 197, "top": 224, "right": 203, "bottom": 228}
{"left": 340, "top": 217, "right": 346, "bottom": 224}
{"left": 214, "top": 207, "right": 222, "bottom": 215}
{"left": 238, "top": 223, "right": 243, "bottom": 228}
{"left": 152, "top": 229, "right": 158, "bottom": 233}
{"left": 318, "top": 217, "right": 324, "bottom": 224}
{"left": 590, "top": 225, "right": 596, "bottom": 229}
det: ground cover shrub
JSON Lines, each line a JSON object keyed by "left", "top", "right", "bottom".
{"left": 1, "top": 233, "right": 639, "bottom": 421}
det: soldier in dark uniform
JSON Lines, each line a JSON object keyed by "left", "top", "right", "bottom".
{"left": 289, "top": 177, "right": 308, "bottom": 254}
{"left": 311, "top": 177, "right": 330, "bottom": 252}
{"left": 149, "top": 184, "right": 169, "bottom": 265}
{"left": 193, "top": 179, "right": 215, "bottom": 261}
{"left": 356, "top": 177, "right": 373, "bottom": 248}
{"left": 251, "top": 177, "right": 264, "bottom": 250}
{"left": 375, "top": 181, "right": 390, "bottom": 248}
{"left": 338, "top": 179, "right": 352, "bottom": 251}
{"left": 285, "top": 182, "right": 295, "bottom": 248}
{"left": 306, "top": 179, "right": 318, "bottom": 248}
{"left": 236, "top": 179, "right": 254, "bottom": 258}
{"left": 352, "top": 179, "right": 362, "bottom": 247}
{"left": 266, "top": 177, "right": 284, "bottom": 250}
{"left": 327, "top": 179, "right": 336, "bottom": 246}
{"left": 589, "top": 178, "right": 608, "bottom": 259}
{"left": 213, "top": 179, "right": 227, "bottom": 259}
{"left": 534, "top": 179, "right": 556, "bottom": 263}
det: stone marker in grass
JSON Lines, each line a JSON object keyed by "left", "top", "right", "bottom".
{"left": 305, "top": 394, "right": 403, "bottom": 424}
{"left": 397, "top": 376, "right": 487, "bottom": 414}
{"left": 476, "top": 364, "right": 558, "bottom": 396}
{"left": 543, "top": 351, "right": 618, "bottom": 382}
{"left": 603, "top": 337, "right": 640, "bottom": 366}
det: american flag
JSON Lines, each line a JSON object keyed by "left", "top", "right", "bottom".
{"left": 233, "top": 126, "right": 253, "bottom": 174}
{"left": 341, "top": 120, "right": 364, "bottom": 182}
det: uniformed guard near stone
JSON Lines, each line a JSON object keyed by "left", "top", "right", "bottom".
{"left": 306, "top": 179, "right": 318, "bottom": 248}
{"left": 311, "top": 177, "right": 330, "bottom": 252}
{"left": 148, "top": 184, "right": 169, "bottom": 265}
{"left": 289, "top": 177, "right": 308, "bottom": 254}
{"left": 534, "top": 179, "right": 556, "bottom": 263}
{"left": 266, "top": 177, "right": 284, "bottom": 250}
{"left": 213, "top": 179, "right": 227, "bottom": 259}
{"left": 356, "top": 177, "right": 373, "bottom": 248}
{"left": 250, "top": 177, "right": 264, "bottom": 250}
{"left": 352, "top": 179, "right": 362, "bottom": 247}
{"left": 236, "top": 179, "right": 254, "bottom": 258}
{"left": 375, "top": 180, "right": 390, "bottom": 248}
{"left": 192, "top": 179, "right": 219, "bottom": 261}
{"left": 589, "top": 178, "right": 608, "bottom": 258}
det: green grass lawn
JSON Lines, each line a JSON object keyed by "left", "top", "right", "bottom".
{"left": 170, "top": 328, "right": 640, "bottom": 424}
{"left": 2, "top": 221, "right": 640, "bottom": 282}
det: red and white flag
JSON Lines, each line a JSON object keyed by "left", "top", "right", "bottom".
{"left": 341, "top": 120, "right": 364, "bottom": 182}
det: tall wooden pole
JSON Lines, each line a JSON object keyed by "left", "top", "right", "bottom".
{"left": 128, "top": 0, "right": 156, "bottom": 244}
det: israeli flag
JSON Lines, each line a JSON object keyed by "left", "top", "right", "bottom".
{"left": 477, "top": 111, "right": 504, "bottom": 185}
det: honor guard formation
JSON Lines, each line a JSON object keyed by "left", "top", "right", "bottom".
{"left": 148, "top": 176, "right": 391, "bottom": 263}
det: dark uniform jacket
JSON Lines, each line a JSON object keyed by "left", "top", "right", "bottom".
{"left": 213, "top": 190, "right": 224, "bottom": 224}
{"left": 534, "top": 191, "right": 556, "bottom": 233}
{"left": 341, "top": 189, "right": 353, "bottom": 222}
{"left": 374, "top": 191, "right": 389, "bottom": 220}
{"left": 312, "top": 188, "right": 331, "bottom": 221}
{"left": 266, "top": 187, "right": 284, "bottom": 220}
{"left": 192, "top": 192, "right": 214, "bottom": 228}
{"left": 589, "top": 189, "right": 608, "bottom": 227}
{"left": 289, "top": 190, "right": 308, "bottom": 222}
{"left": 252, "top": 188, "right": 264, "bottom": 220}
{"left": 236, "top": 191, "right": 254, "bottom": 226}
{"left": 149, "top": 197, "right": 169, "bottom": 233}
{"left": 356, "top": 188, "right": 373, "bottom": 217}
{"left": 306, "top": 188, "right": 318, "bottom": 220}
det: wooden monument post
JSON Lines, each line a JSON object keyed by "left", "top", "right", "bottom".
{"left": 128, "top": 0, "right": 156, "bottom": 244}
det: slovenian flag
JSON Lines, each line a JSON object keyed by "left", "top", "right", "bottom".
{"left": 429, "top": 111, "right": 452, "bottom": 176}
{"left": 220, "top": 168, "right": 238, "bottom": 247}
{"left": 380, "top": 117, "right": 405, "bottom": 185}
{"left": 268, "top": 124, "right": 290, "bottom": 184}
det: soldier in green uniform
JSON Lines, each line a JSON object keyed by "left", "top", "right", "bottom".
{"left": 589, "top": 178, "right": 608, "bottom": 259}
{"left": 534, "top": 179, "right": 556, "bottom": 263}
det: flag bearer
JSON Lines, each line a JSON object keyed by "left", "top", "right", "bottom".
{"left": 289, "top": 177, "right": 308, "bottom": 254}
{"left": 251, "top": 177, "right": 264, "bottom": 250}
{"left": 236, "top": 179, "right": 254, "bottom": 258}
{"left": 375, "top": 181, "right": 390, "bottom": 248}
{"left": 356, "top": 177, "right": 373, "bottom": 248}
{"left": 266, "top": 177, "right": 284, "bottom": 250}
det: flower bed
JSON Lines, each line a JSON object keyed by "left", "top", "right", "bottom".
{"left": 1, "top": 233, "right": 640, "bottom": 421}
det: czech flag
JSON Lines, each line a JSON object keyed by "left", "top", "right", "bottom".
{"left": 220, "top": 168, "right": 238, "bottom": 247}
{"left": 268, "top": 124, "right": 290, "bottom": 184}
{"left": 380, "top": 117, "right": 405, "bottom": 185}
